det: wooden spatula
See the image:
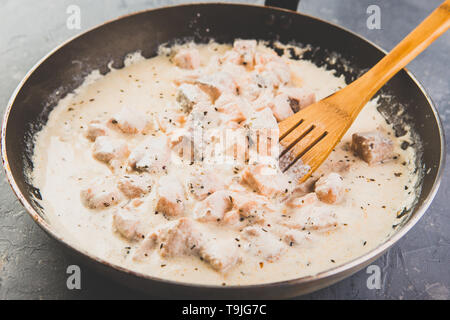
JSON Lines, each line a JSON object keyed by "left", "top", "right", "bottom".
{"left": 279, "top": 0, "right": 450, "bottom": 181}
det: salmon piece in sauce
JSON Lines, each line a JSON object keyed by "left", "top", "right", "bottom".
{"left": 109, "top": 107, "right": 154, "bottom": 134}
{"left": 80, "top": 180, "right": 121, "bottom": 210}
{"left": 92, "top": 136, "right": 130, "bottom": 166}
{"left": 314, "top": 172, "right": 344, "bottom": 204}
{"left": 86, "top": 120, "right": 108, "bottom": 142}
{"left": 128, "top": 135, "right": 170, "bottom": 173}
{"left": 241, "top": 164, "right": 291, "bottom": 198}
{"left": 173, "top": 48, "right": 201, "bottom": 70}
{"left": 351, "top": 131, "right": 394, "bottom": 165}
{"left": 156, "top": 174, "right": 185, "bottom": 217}
{"left": 117, "top": 174, "right": 153, "bottom": 199}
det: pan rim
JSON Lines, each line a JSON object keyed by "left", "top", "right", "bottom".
{"left": 1, "top": 2, "right": 446, "bottom": 292}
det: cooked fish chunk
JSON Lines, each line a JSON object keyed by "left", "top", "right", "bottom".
{"left": 153, "top": 218, "right": 202, "bottom": 257}
{"left": 112, "top": 210, "right": 144, "bottom": 241}
{"left": 233, "top": 39, "right": 257, "bottom": 68}
{"left": 86, "top": 120, "right": 108, "bottom": 142}
{"left": 247, "top": 107, "right": 279, "bottom": 133}
{"left": 80, "top": 180, "right": 121, "bottom": 210}
{"left": 173, "top": 48, "right": 201, "bottom": 70}
{"left": 252, "top": 89, "right": 274, "bottom": 111}
{"left": 241, "top": 226, "right": 286, "bottom": 262}
{"left": 177, "top": 83, "right": 210, "bottom": 113}
{"left": 149, "top": 218, "right": 240, "bottom": 272}
{"left": 280, "top": 206, "right": 340, "bottom": 232}
{"left": 215, "top": 99, "right": 248, "bottom": 123}
{"left": 220, "top": 50, "right": 242, "bottom": 66}
{"left": 351, "top": 131, "right": 394, "bottom": 165}
{"left": 281, "top": 228, "right": 314, "bottom": 247}
{"left": 195, "top": 72, "right": 237, "bottom": 101}
{"left": 128, "top": 135, "right": 170, "bottom": 173}
{"left": 109, "top": 107, "right": 154, "bottom": 134}
{"left": 187, "top": 169, "right": 227, "bottom": 201}
{"left": 254, "top": 51, "right": 278, "bottom": 67}
{"left": 92, "top": 136, "right": 130, "bottom": 164}
{"left": 241, "top": 164, "right": 291, "bottom": 198}
{"left": 199, "top": 238, "right": 241, "bottom": 272}
{"left": 277, "top": 86, "right": 316, "bottom": 112}
{"left": 270, "top": 94, "right": 295, "bottom": 122}
{"left": 156, "top": 109, "right": 186, "bottom": 134}
{"left": 156, "top": 174, "right": 185, "bottom": 217}
{"left": 246, "top": 108, "right": 280, "bottom": 160}
{"left": 117, "top": 174, "right": 153, "bottom": 199}
{"left": 194, "top": 190, "right": 233, "bottom": 222}
{"left": 169, "top": 128, "right": 196, "bottom": 162}
{"left": 230, "top": 191, "right": 273, "bottom": 225}
{"left": 260, "top": 60, "right": 291, "bottom": 87}
{"left": 315, "top": 173, "right": 344, "bottom": 204}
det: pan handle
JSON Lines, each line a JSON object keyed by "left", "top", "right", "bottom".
{"left": 265, "top": 0, "right": 300, "bottom": 11}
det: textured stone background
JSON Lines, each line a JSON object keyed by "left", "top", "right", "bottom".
{"left": 0, "top": 0, "right": 448, "bottom": 300}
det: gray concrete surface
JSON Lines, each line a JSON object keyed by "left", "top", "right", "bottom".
{"left": 0, "top": 0, "right": 448, "bottom": 300}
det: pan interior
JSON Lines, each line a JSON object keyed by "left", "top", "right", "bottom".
{"left": 3, "top": 4, "right": 441, "bottom": 290}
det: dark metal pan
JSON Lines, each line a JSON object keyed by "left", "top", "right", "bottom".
{"left": 1, "top": 2, "right": 445, "bottom": 299}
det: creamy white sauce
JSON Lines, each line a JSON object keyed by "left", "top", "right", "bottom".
{"left": 31, "top": 42, "right": 418, "bottom": 286}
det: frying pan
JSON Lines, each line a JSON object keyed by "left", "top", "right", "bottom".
{"left": 1, "top": 1, "right": 445, "bottom": 299}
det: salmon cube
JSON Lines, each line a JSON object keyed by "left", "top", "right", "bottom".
{"left": 177, "top": 83, "right": 210, "bottom": 113}
{"left": 173, "top": 48, "right": 201, "bottom": 70}
{"left": 253, "top": 89, "right": 274, "bottom": 111}
{"left": 112, "top": 210, "right": 143, "bottom": 241}
{"left": 187, "top": 170, "right": 227, "bottom": 201}
{"left": 220, "top": 50, "right": 242, "bottom": 65}
{"left": 233, "top": 39, "right": 257, "bottom": 68}
{"left": 315, "top": 173, "right": 344, "bottom": 204}
{"left": 117, "top": 174, "right": 153, "bottom": 199}
{"left": 146, "top": 218, "right": 241, "bottom": 272}
{"left": 194, "top": 191, "right": 234, "bottom": 222}
{"left": 128, "top": 135, "right": 170, "bottom": 173}
{"left": 241, "top": 164, "right": 291, "bottom": 198}
{"left": 351, "top": 131, "right": 394, "bottom": 165}
{"left": 241, "top": 226, "right": 285, "bottom": 262}
{"left": 169, "top": 128, "right": 195, "bottom": 161}
{"left": 216, "top": 100, "right": 248, "bottom": 123}
{"left": 263, "top": 60, "right": 291, "bottom": 87}
{"left": 156, "top": 109, "right": 186, "bottom": 134}
{"left": 236, "top": 77, "right": 264, "bottom": 101}
{"left": 195, "top": 72, "right": 237, "bottom": 101}
{"left": 156, "top": 174, "right": 185, "bottom": 217}
{"left": 278, "top": 87, "right": 316, "bottom": 112}
{"left": 247, "top": 107, "right": 279, "bottom": 133}
{"left": 92, "top": 136, "right": 130, "bottom": 164}
{"left": 281, "top": 206, "right": 340, "bottom": 232}
{"left": 80, "top": 180, "right": 121, "bottom": 210}
{"left": 246, "top": 108, "right": 279, "bottom": 160}
{"left": 270, "top": 94, "right": 294, "bottom": 122}
{"left": 199, "top": 239, "right": 241, "bottom": 272}
{"left": 110, "top": 107, "right": 154, "bottom": 134}
{"left": 254, "top": 51, "right": 278, "bottom": 67}
{"left": 154, "top": 218, "right": 202, "bottom": 257}
{"left": 86, "top": 120, "right": 108, "bottom": 142}
{"left": 230, "top": 191, "right": 273, "bottom": 225}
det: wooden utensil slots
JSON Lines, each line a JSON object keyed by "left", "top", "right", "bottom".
{"left": 279, "top": 0, "right": 450, "bottom": 181}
